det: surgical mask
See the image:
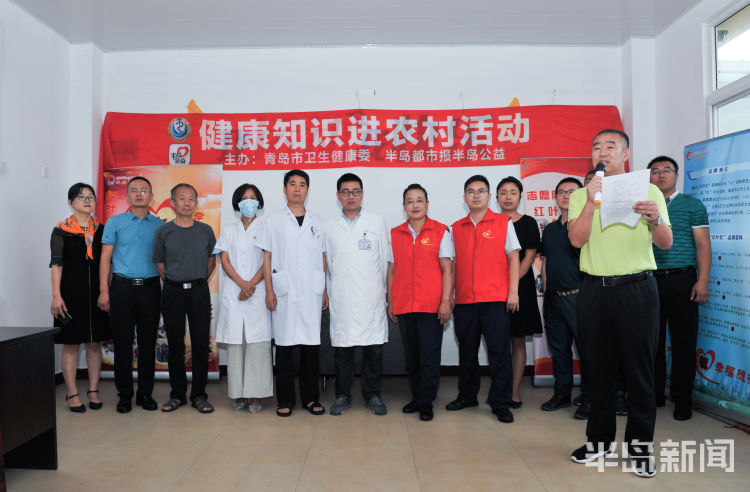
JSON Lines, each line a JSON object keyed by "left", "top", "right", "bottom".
{"left": 238, "top": 199, "right": 259, "bottom": 218}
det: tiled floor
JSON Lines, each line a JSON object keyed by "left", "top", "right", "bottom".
{"left": 5, "top": 376, "right": 748, "bottom": 491}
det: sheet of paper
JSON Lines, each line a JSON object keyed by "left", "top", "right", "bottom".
{"left": 599, "top": 169, "right": 650, "bottom": 229}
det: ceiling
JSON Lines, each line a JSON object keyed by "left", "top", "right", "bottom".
{"left": 10, "top": 0, "right": 704, "bottom": 51}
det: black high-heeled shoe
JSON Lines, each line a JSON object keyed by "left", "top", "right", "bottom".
{"left": 87, "top": 389, "right": 103, "bottom": 410}
{"left": 66, "top": 393, "right": 86, "bottom": 413}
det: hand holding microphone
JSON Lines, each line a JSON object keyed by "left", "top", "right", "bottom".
{"left": 593, "top": 162, "right": 605, "bottom": 206}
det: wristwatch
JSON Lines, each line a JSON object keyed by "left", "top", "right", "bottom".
{"left": 648, "top": 215, "right": 662, "bottom": 227}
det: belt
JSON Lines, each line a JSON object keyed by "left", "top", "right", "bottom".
{"left": 112, "top": 274, "right": 160, "bottom": 286}
{"left": 165, "top": 278, "right": 206, "bottom": 289}
{"left": 550, "top": 288, "right": 580, "bottom": 296}
{"left": 655, "top": 266, "right": 696, "bottom": 278}
{"left": 583, "top": 270, "right": 653, "bottom": 287}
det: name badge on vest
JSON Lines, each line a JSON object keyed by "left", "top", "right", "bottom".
{"left": 358, "top": 233, "right": 372, "bottom": 250}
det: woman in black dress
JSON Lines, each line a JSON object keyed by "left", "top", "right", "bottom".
{"left": 497, "top": 176, "right": 543, "bottom": 407}
{"left": 50, "top": 183, "right": 110, "bottom": 412}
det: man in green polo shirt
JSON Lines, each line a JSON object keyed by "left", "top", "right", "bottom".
{"left": 567, "top": 129, "right": 672, "bottom": 478}
{"left": 648, "top": 155, "right": 710, "bottom": 422}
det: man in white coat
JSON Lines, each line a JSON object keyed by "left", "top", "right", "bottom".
{"left": 256, "top": 169, "right": 328, "bottom": 417}
{"left": 325, "top": 173, "right": 390, "bottom": 416}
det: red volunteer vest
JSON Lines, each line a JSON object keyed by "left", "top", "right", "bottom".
{"left": 390, "top": 217, "right": 447, "bottom": 315}
{"left": 452, "top": 209, "right": 510, "bottom": 304}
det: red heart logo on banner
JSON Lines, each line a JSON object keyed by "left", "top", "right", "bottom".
{"left": 696, "top": 348, "right": 719, "bottom": 385}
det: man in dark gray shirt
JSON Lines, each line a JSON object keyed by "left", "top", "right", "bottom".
{"left": 153, "top": 183, "right": 217, "bottom": 414}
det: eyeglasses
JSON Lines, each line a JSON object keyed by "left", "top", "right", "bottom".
{"left": 650, "top": 169, "right": 676, "bottom": 176}
{"left": 339, "top": 189, "right": 362, "bottom": 197}
{"left": 76, "top": 195, "right": 96, "bottom": 202}
{"left": 128, "top": 187, "right": 150, "bottom": 194}
{"left": 464, "top": 189, "right": 488, "bottom": 197}
{"left": 556, "top": 189, "right": 577, "bottom": 196}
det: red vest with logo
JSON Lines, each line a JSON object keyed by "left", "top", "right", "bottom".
{"left": 452, "top": 209, "right": 510, "bottom": 304}
{"left": 390, "top": 217, "right": 448, "bottom": 315}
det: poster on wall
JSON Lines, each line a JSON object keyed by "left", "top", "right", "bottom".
{"left": 520, "top": 158, "right": 593, "bottom": 386}
{"left": 683, "top": 129, "right": 750, "bottom": 425}
{"left": 100, "top": 165, "right": 223, "bottom": 380}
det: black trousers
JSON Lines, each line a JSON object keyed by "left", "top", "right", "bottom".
{"left": 655, "top": 267, "right": 699, "bottom": 404}
{"left": 161, "top": 280, "right": 211, "bottom": 402}
{"left": 334, "top": 344, "right": 383, "bottom": 400}
{"left": 398, "top": 313, "right": 443, "bottom": 409}
{"left": 579, "top": 274, "right": 659, "bottom": 446}
{"left": 110, "top": 276, "right": 161, "bottom": 399}
{"left": 543, "top": 292, "right": 589, "bottom": 399}
{"left": 453, "top": 302, "right": 512, "bottom": 410}
{"left": 275, "top": 344, "right": 320, "bottom": 408}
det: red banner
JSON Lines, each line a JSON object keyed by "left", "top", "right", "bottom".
{"left": 100, "top": 105, "right": 622, "bottom": 171}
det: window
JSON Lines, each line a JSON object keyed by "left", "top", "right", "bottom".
{"left": 709, "top": 2, "right": 750, "bottom": 137}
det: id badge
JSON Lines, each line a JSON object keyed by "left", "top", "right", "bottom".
{"left": 358, "top": 238, "right": 372, "bottom": 250}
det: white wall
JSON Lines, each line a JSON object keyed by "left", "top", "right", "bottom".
{"left": 654, "top": 0, "right": 740, "bottom": 182}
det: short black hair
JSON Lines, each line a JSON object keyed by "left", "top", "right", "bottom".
{"left": 170, "top": 183, "right": 198, "bottom": 200}
{"left": 284, "top": 169, "right": 309, "bottom": 187}
{"left": 584, "top": 169, "right": 596, "bottom": 178}
{"left": 403, "top": 183, "right": 428, "bottom": 203}
{"left": 593, "top": 129, "right": 630, "bottom": 148}
{"left": 464, "top": 175, "right": 490, "bottom": 191}
{"left": 497, "top": 176, "right": 523, "bottom": 194}
{"left": 127, "top": 176, "right": 152, "bottom": 191}
{"left": 231, "top": 183, "right": 264, "bottom": 211}
{"left": 337, "top": 173, "right": 363, "bottom": 191}
{"left": 555, "top": 177, "right": 583, "bottom": 194}
{"left": 68, "top": 182, "right": 96, "bottom": 202}
{"left": 646, "top": 155, "right": 679, "bottom": 173}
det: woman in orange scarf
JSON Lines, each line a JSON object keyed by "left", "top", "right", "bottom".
{"left": 50, "top": 183, "right": 110, "bottom": 412}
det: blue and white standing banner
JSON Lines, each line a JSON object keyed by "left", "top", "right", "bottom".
{"left": 683, "top": 129, "right": 750, "bottom": 426}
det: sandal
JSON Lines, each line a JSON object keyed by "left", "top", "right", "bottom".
{"left": 232, "top": 399, "right": 247, "bottom": 410}
{"left": 248, "top": 404, "right": 263, "bottom": 414}
{"left": 66, "top": 393, "right": 86, "bottom": 413}
{"left": 161, "top": 398, "right": 187, "bottom": 412}
{"left": 87, "top": 389, "right": 103, "bottom": 410}
{"left": 304, "top": 401, "right": 325, "bottom": 415}
{"left": 191, "top": 397, "right": 214, "bottom": 414}
{"left": 276, "top": 406, "right": 293, "bottom": 417}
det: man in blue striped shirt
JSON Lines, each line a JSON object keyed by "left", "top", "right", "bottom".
{"left": 648, "top": 156, "right": 711, "bottom": 421}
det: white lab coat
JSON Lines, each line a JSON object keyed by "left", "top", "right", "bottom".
{"left": 214, "top": 219, "right": 271, "bottom": 344}
{"left": 325, "top": 210, "right": 389, "bottom": 347}
{"left": 255, "top": 207, "right": 326, "bottom": 346}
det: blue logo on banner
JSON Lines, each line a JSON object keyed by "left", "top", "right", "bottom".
{"left": 168, "top": 117, "right": 191, "bottom": 142}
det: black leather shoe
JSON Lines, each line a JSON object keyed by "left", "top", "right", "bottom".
{"left": 419, "top": 408, "right": 434, "bottom": 421}
{"left": 136, "top": 394, "right": 158, "bottom": 411}
{"left": 673, "top": 402, "right": 692, "bottom": 421}
{"left": 573, "top": 400, "right": 590, "bottom": 420}
{"left": 573, "top": 394, "right": 585, "bottom": 407}
{"left": 116, "top": 398, "right": 132, "bottom": 414}
{"left": 402, "top": 401, "right": 419, "bottom": 414}
{"left": 541, "top": 394, "right": 572, "bottom": 411}
{"left": 493, "top": 408, "right": 514, "bottom": 423}
{"left": 446, "top": 398, "right": 479, "bottom": 411}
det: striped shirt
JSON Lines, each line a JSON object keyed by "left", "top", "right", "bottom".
{"left": 653, "top": 192, "right": 708, "bottom": 269}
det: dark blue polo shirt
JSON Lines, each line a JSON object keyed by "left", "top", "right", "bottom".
{"left": 540, "top": 216, "right": 582, "bottom": 291}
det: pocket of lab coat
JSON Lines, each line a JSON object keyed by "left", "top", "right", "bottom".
{"left": 272, "top": 271, "right": 289, "bottom": 297}
{"left": 312, "top": 270, "right": 326, "bottom": 295}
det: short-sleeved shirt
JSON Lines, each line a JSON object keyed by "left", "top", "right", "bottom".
{"left": 388, "top": 222, "right": 454, "bottom": 262}
{"left": 540, "top": 217, "right": 581, "bottom": 291}
{"left": 568, "top": 182, "right": 670, "bottom": 276}
{"left": 152, "top": 221, "right": 216, "bottom": 281}
{"left": 101, "top": 211, "right": 163, "bottom": 278}
{"left": 464, "top": 213, "right": 522, "bottom": 254}
{"left": 653, "top": 192, "right": 709, "bottom": 270}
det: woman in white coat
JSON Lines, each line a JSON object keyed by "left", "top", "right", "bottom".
{"left": 214, "top": 184, "right": 273, "bottom": 412}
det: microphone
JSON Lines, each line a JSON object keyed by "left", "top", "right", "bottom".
{"left": 593, "top": 162, "right": 605, "bottom": 206}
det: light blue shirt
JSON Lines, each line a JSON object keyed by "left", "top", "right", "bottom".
{"left": 342, "top": 211, "right": 362, "bottom": 230}
{"left": 102, "top": 210, "right": 163, "bottom": 278}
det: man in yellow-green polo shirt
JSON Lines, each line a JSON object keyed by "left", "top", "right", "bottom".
{"left": 567, "top": 129, "right": 673, "bottom": 479}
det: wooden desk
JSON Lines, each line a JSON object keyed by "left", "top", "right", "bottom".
{"left": 0, "top": 327, "right": 59, "bottom": 470}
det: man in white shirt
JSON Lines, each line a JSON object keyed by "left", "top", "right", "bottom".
{"left": 256, "top": 170, "right": 328, "bottom": 417}
{"left": 325, "top": 173, "right": 390, "bottom": 416}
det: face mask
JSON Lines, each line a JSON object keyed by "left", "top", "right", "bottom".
{"left": 238, "top": 199, "right": 259, "bottom": 218}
